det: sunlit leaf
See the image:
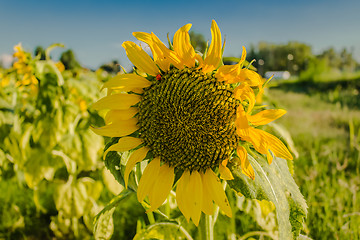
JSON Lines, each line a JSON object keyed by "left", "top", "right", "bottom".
{"left": 228, "top": 155, "right": 307, "bottom": 240}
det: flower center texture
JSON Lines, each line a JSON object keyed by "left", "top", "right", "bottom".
{"left": 138, "top": 67, "right": 239, "bottom": 171}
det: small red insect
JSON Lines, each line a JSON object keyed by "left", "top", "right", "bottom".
{"left": 156, "top": 74, "right": 161, "bottom": 80}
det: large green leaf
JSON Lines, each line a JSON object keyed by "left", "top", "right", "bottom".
{"left": 227, "top": 155, "right": 307, "bottom": 240}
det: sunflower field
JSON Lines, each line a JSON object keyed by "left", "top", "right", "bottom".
{"left": 0, "top": 21, "right": 359, "bottom": 240}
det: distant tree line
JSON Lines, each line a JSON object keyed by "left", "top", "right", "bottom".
{"left": 24, "top": 39, "right": 359, "bottom": 80}
{"left": 247, "top": 42, "right": 359, "bottom": 78}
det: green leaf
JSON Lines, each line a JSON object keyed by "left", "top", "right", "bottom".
{"left": 45, "top": 43, "right": 65, "bottom": 60}
{"left": 103, "top": 138, "right": 137, "bottom": 192}
{"left": 35, "top": 60, "right": 64, "bottom": 86}
{"left": 53, "top": 177, "right": 103, "bottom": 218}
{"left": 133, "top": 222, "right": 193, "bottom": 240}
{"left": 227, "top": 155, "right": 307, "bottom": 240}
{"left": 93, "top": 190, "right": 132, "bottom": 240}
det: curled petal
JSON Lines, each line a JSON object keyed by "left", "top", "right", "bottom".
{"left": 219, "top": 159, "right": 234, "bottom": 180}
{"left": 239, "top": 69, "right": 263, "bottom": 87}
{"left": 246, "top": 128, "right": 293, "bottom": 163}
{"left": 122, "top": 41, "right": 159, "bottom": 76}
{"left": 247, "top": 109, "right": 286, "bottom": 126}
{"left": 235, "top": 105, "right": 250, "bottom": 137}
{"left": 234, "top": 84, "right": 255, "bottom": 113}
{"left": 236, "top": 146, "right": 255, "bottom": 180}
{"left": 173, "top": 23, "right": 196, "bottom": 68}
{"left": 150, "top": 33, "right": 183, "bottom": 70}
{"left": 202, "top": 20, "right": 222, "bottom": 73}
{"left": 215, "top": 46, "right": 247, "bottom": 83}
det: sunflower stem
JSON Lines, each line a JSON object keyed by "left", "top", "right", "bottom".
{"left": 199, "top": 214, "right": 213, "bottom": 240}
{"left": 146, "top": 211, "right": 155, "bottom": 225}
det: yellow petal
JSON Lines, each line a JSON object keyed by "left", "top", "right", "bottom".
{"left": 219, "top": 159, "right": 234, "bottom": 180}
{"left": 215, "top": 63, "right": 240, "bottom": 82}
{"left": 215, "top": 46, "right": 247, "bottom": 83}
{"left": 176, "top": 171, "right": 191, "bottom": 222}
{"left": 92, "top": 94, "right": 141, "bottom": 110}
{"left": 247, "top": 109, "right": 286, "bottom": 126}
{"left": 235, "top": 105, "right": 251, "bottom": 137}
{"left": 236, "top": 146, "right": 255, "bottom": 180}
{"left": 134, "top": 31, "right": 183, "bottom": 71}
{"left": 239, "top": 69, "right": 263, "bottom": 87}
{"left": 90, "top": 118, "right": 138, "bottom": 137}
{"left": 248, "top": 128, "right": 293, "bottom": 163}
{"left": 188, "top": 171, "right": 203, "bottom": 226}
{"left": 133, "top": 32, "right": 165, "bottom": 69}
{"left": 137, "top": 158, "right": 160, "bottom": 202}
{"left": 202, "top": 20, "right": 222, "bottom": 73}
{"left": 104, "top": 108, "right": 138, "bottom": 124}
{"left": 234, "top": 84, "right": 255, "bottom": 113}
{"left": 201, "top": 171, "right": 214, "bottom": 215}
{"left": 148, "top": 164, "right": 175, "bottom": 211}
{"left": 124, "top": 147, "right": 149, "bottom": 188}
{"left": 101, "top": 73, "right": 151, "bottom": 92}
{"left": 202, "top": 169, "right": 232, "bottom": 218}
{"left": 150, "top": 33, "right": 183, "bottom": 70}
{"left": 122, "top": 41, "right": 159, "bottom": 76}
{"left": 239, "top": 46, "right": 247, "bottom": 66}
{"left": 103, "top": 137, "right": 143, "bottom": 160}
{"left": 173, "top": 23, "right": 196, "bottom": 68}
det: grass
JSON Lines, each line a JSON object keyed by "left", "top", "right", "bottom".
{"left": 268, "top": 78, "right": 360, "bottom": 240}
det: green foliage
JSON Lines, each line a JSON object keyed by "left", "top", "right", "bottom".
{"left": 0, "top": 44, "right": 117, "bottom": 239}
{"left": 269, "top": 84, "right": 360, "bottom": 239}
{"left": 228, "top": 155, "right": 307, "bottom": 240}
{"left": 60, "top": 49, "right": 81, "bottom": 70}
{"left": 248, "top": 42, "right": 312, "bottom": 75}
{"left": 0, "top": 43, "right": 310, "bottom": 240}
{"left": 189, "top": 31, "right": 207, "bottom": 53}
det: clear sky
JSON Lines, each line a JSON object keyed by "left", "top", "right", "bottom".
{"left": 1, "top": 0, "right": 360, "bottom": 69}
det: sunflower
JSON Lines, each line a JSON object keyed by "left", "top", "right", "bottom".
{"left": 92, "top": 20, "right": 292, "bottom": 226}
{"left": 13, "top": 43, "right": 38, "bottom": 88}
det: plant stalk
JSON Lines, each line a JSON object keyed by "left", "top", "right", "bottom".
{"left": 199, "top": 214, "right": 214, "bottom": 240}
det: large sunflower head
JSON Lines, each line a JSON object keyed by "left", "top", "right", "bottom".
{"left": 92, "top": 20, "right": 292, "bottom": 226}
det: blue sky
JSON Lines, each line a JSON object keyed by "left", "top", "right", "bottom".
{"left": 1, "top": 0, "right": 360, "bottom": 69}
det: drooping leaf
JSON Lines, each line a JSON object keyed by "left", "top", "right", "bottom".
{"left": 228, "top": 155, "right": 307, "bottom": 240}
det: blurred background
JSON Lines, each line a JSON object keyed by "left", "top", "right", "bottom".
{"left": 1, "top": 0, "right": 359, "bottom": 239}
